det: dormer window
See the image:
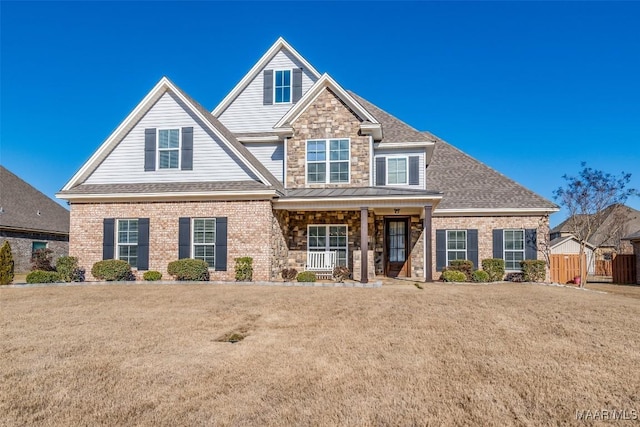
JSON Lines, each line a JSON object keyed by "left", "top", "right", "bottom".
{"left": 274, "top": 70, "right": 291, "bottom": 103}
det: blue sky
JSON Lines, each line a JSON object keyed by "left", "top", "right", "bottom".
{"left": 1, "top": 1, "right": 639, "bottom": 226}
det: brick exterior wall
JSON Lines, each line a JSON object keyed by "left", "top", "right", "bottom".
{"left": 70, "top": 200, "right": 274, "bottom": 281}
{"left": 431, "top": 214, "right": 550, "bottom": 280}
{"left": 0, "top": 230, "right": 68, "bottom": 273}
{"left": 286, "top": 88, "right": 370, "bottom": 189}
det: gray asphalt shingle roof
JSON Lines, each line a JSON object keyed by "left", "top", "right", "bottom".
{"left": 0, "top": 166, "right": 69, "bottom": 234}
{"left": 284, "top": 187, "right": 441, "bottom": 199}
{"left": 551, "top": 204, "right": 640, "bottom": 246}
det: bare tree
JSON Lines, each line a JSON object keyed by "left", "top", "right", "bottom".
{"left": 553, "top": 163, "right": 637, "bottom": 287}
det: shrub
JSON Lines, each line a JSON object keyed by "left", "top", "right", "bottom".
{"left": 31, "top": 248, "right": 55, "bottom": 271}
{"left": 26, "top": 270, "right": 62, "bottom": 284}
{"left": 296, "top": 271, "right": 317, "bottom": 282}
{"left": 167, "top": 259, "right": 209, "bottom": 281}
{"left": 332, "top": 266, "right": 350, "bottom": 283}
{"left": 0, "top": 241, "right": 14, "bottom": 285}
{"left": 448, "top": 260, "right": 474, "bottom": 282}
{"left": 472, "top": 270, "right": 490, "bottom": 283}
{"left": 441, "top": 270, "right": 467, "bottom": 282}
{"left": 521, "top": 260, "right": 546, "bottom": 282}
{"left": 281, "top": 268, "right": 298, "bottom": 281}
{"left": 482, "top": 259, "right": 505, "bottom": 282}
{"left": 234, "top": 257, "right": 253, "bottom": 281}
{"left": 143, "top": 271, "right": 162, "bottom": 281}
{"left": 91, "top": 260, "right": 135, "bottom": 281}
{"left": 56, "top": 256, "right": 85, "bottom": 282}
{"left": 506, "top": 272, "right": 524, "bottom": 283}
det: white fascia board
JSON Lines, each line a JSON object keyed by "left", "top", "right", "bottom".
{"left": 57, "top": 190, "right": 277, "bottom": 203}
{"left": 62, "top": 77, "right": 171, "bottom": 191}
{"left": 237, "top": 135, "right": 282, "bottom": 143}
{"left": 374, "top": 141, "right": 435, "bottom": 149}
{"left": 212, "top": 37, "right": 322, "bottom": 117}
{"left": 433, "top": 207, "right": 560, "bottom": 217}
{"left": 273, "top": 74, "right": 379, "bottom": 129}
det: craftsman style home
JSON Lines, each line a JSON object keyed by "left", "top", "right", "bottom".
{"left": 57, "top": 38, "right": 557, "bottom": 282}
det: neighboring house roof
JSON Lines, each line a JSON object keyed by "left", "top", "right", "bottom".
{"left": 59, "top": 77, "right": 284, "bottom": 196}
{"left": 212, "top": 37, "right": 322, "bottom": 118}
{"left": 552, "top": 204, "right": 640, "bottom": 247}
{"left": 550, "top": 235, "right": 596, "bottom": 250}
{"left": 622, "top": 230, "right": 640, "bottom": 242}
{"left": 0, "top": 166, "right": 69, "bottom": 235}
{"left": 424, "top": 136, "right": 559, "bottom": 213}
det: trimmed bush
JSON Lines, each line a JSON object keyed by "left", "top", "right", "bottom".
{"left": 521, "top": 260, "right": 546, "bottom": 282}
{"left": 296, "top": 271, "right": 317, "bottom": 282}
{"left": 448, "top": 260, "right": 474, "bottom": 282}
{"left": 281, "top": 268, "right": 298, "bottom": 281}
{"left": 26, "top": 270, "right": 62, "bottom": 284}
{"left": 472, "top": 270, "right": 490, "bottom": 283}
{"left": 332, "top": 266, "right": 350, "bottom": 283}
{"left": 31, "top": 248, "right": 55, "bottom": 271}
{"left": 441, "top": 270, "right": 467, "bottom": 282}
{"left": 506, "top": 272, "right": 524, "bottom": 283}
{"left": 482, "top": 259, "right": 505, "bottom": 282}
{"left": 91, "top": 260, "right": 135, "bottom": 281}
{"left": 56, "top": 256, "right": 85, "bottom": 282}
{"left": 0, "top": 241, "right": 14, "bottom": 285}
{"left": 234, "top": 257, "right": 253, "bottom": 281}
{"left": 167, "top": 259, "right": 209, "bottom": 281}
{"left": 143, "top": 271, "right": 162, "bottom": 281}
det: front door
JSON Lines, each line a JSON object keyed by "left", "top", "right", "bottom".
{"left": 385, "top": 218, "right": 410, "bottom": 277}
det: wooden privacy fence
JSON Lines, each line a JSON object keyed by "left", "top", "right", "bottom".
{"left": 550, "top": 254, "right": 586, "bottom": 284}
{"left": 595, "top": 260, "right": 612, "bottom": 276}
{"left": 612, "top": 254, "right": 636, "bottom": 284}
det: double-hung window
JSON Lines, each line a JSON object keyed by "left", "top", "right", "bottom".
{"left": 308, "top": 225, "right": 348, "bottom": 267}
{"left": 306, "top": 139, "right": 350, "bottom": 184}
{"left": 446, "top": 230, "right": 467, "bottom": 265}
{"left": 387, "top": 157, "right": 408, "bottom": 185}
{"left": 117, "top": 219, "right": 138, "bottom": 268}
{"left": 158, "top": 129, "right": 180, "bottom": 169}
{"left": 274, "top": 70, "right": 291, "bottom": 103}
{"left": 504, "top": 229, "right": 525, "bottom": 270}
{"left": 193, "top": 218, "right": 216, "bottom": 266}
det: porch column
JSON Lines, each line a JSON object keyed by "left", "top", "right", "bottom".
{"left": 424, "top": 205, "right": 433, "bottom": 281}
{"left": 360, "top": 206, "right": 368, "bottom": 283}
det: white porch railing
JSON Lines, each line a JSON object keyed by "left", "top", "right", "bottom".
{"left": 305, "top": 251, "right": 336, "bottom": 279}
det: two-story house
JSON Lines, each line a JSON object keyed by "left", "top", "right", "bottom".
{"left": 57, "top": 38, "right": 558, "bottom": 282}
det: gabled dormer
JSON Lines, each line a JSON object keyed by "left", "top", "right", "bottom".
{"left": 213, "top": 38, "right": 321, "bottom": 134}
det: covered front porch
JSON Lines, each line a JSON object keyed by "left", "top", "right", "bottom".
{"left": 272, "top": 187, "right": 442, "bottom": 283}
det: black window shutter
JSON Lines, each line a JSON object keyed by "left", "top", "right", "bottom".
{"left": 137, "top": 218, "right": 150, "bottom": 270}
{"left": 181, "top": 127, "right": 193, "bottom": 171}
{"left": 375, "top": 157, "right": 386, "bottom": 186}
{"left": 525, "top": 229, "right": 537, "bottom": 260}
{"left": 436, "top": 229, "right": 446, "bottom": 271}
{"left": 409, "top": 156, "right": 420, "bottom": 185}
{"left": 178, "top": 217, "right": 191, "bottom": 259}
{"left": 103, "top": 218, "right": 115, "bottom": 260}
{"left": 467, "top": 229, "right": 478, "bottom": 270}
{"left": 292, "top": 68, "right": 303, "bottom": 102}
{"left": 215, "top": 217, "right": 228, "bottom": 271}
{"left": 144, "top": 128, "right": 156, "bottom": 171}
{"left": 493, "top": 229, "right": 504, "bottom": 259}
{"left": 263, "top": 70, "right": 273, "bottom": 105}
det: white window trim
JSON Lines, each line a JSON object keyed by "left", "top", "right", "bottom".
{"left": 191, "top": 218, "right": 216, "bottom": 266}
{"left": 273, "top": 69, "right": 293, "bottom": 104}
{"left": 305, "top": 138, "right": 351, "bottom": 185}
{"left": 307, "top": 224, "right": 349, "bottom": 268}
{"left": 157, "top": 128, "right": 181, "bottom": 170}
{"left": 503, "top": 229, "right": 525, "bottom": 271}
{"left": 385, "top": 156, "right": 409, "bottom": 186}
{"left": 116, "top": 219, "right": 138, "bottom": 269}
{"left": 445, "top": 229, "right": 467, "bottom": 266}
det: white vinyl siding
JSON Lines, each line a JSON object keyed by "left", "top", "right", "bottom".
{"left": 85, "top": 92, "right": 259, "bottom": 184}
{"left": 217, "top": 49, "right": 318, "bottom": 133}
{"left": 374, "top": 148, "right": 425, "bottom": 188}
{"left": 243, "top": 142, "right": 284, "bottom": 182}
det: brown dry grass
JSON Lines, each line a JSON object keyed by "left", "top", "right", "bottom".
{"left": 1, "top": 283, "right": 639, "bottom": 426}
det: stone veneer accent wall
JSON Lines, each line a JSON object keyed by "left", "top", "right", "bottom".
{"left": 286, "top": 88, "right": 370, "bottom": 189}
{"left": 70, "top": 200, "right": 274, "bottom": 281}
{"left": 431, "top": 215, "right": 550, "bottom": 280}
{"left": 372, "top": 215, "right": 425, "bottom": 278}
